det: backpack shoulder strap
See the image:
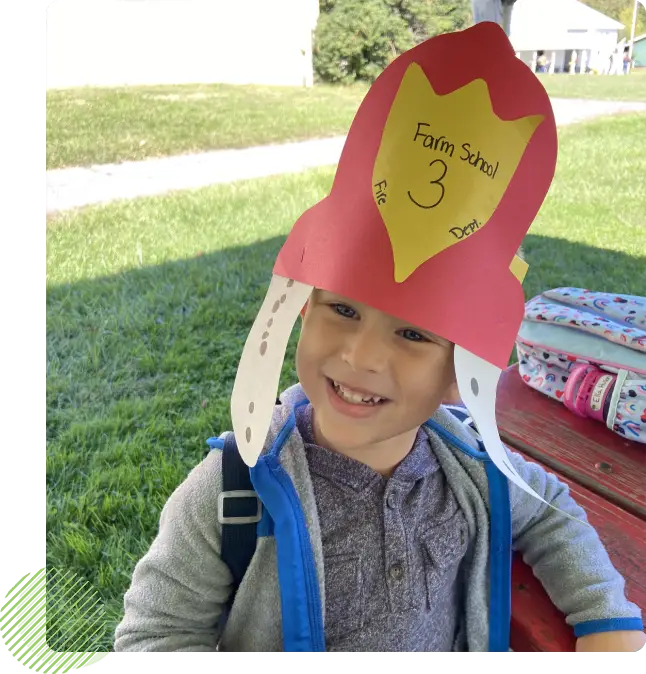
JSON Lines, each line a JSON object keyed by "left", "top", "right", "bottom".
{"left": 215, "top": 397, "right": 285, "bottom": 598}
{"left": 219, "top": 433, "right": 261, "bottom": 595}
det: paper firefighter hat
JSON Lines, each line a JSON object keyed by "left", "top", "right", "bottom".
{"left": 231, "top": 22, "right": 559, "bottom": 506}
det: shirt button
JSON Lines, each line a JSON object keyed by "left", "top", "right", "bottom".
{"left": 389, "top": 563, "right": 404, "bottom": 580}
{"left": 386, "top": 492, "right": 397, "bottom": 509}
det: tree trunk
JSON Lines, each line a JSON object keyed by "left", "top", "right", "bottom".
{"left": 471, "top": 0, "right": 515, "bottom": 36}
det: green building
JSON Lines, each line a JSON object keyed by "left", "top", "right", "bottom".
{"left": 633, "top": 34, "right": 646, "bottom": 68}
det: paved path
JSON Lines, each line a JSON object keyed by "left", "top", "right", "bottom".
{"left": 46, "top": 98, "right": 646, "bottom": 214}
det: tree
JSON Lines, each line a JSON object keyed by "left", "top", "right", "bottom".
{"left": 583, "top": 0, "right": 633, "bottom": 20}
{"left": 386, "top": 1, "right": 473, "bottom": 42}
{"left": 313, "top": 0, "right": 472, "bottom": 83}
{"left": 618, "top": 2, "right": 646, "bottom": 39}
{"left": 314, "top": 0, "right": 413, "bottom": 83}
{"left": 582, "top": 1, "right": 646, "bottom": 39}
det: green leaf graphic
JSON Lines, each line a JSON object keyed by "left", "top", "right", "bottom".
{"left": 1, "top": 568, "right": 109, "bottom": 671}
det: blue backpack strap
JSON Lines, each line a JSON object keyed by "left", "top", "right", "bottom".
{"left": 218, "top": 433, "right": 262, "bottom": 598}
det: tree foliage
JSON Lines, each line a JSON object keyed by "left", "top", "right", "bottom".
{"left": 314, "top": 0, "right": 472, "bottom": 83}
{"left": 583, "top": 1, "right": 646, "bottom": 39}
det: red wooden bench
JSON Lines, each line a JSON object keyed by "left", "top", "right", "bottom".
{"left": 496, "top": 364, "right": 646, "bottom": 651}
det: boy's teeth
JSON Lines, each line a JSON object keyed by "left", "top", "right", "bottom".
{"left": 333, "top": 381, "right": 383, "bottom": 405}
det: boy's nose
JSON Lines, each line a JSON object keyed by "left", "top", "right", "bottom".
{"left": 341, "top": 328, "right": 389, "bottom": 373}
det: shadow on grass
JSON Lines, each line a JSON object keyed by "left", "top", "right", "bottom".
{"left": 47, "top": 235, "right": 293, "bottom": 649}
{"left": 521, "top": 233, "right": 646, "bottom": 299}
{"left": 46, "top": 232, "right": 645, "bottom": 649}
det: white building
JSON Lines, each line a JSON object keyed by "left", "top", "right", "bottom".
{"left": 509, "top": 0, "right": 624, "bottom": 74}
{"left": 47, "top": 0, "right": 319, "bottom": 89}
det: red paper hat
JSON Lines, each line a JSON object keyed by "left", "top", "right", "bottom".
{"left": 231, "top": 22, "right": 573, "bottom": 518}
{"left": 274, "top": 21, "right": 557, "bottom": 370}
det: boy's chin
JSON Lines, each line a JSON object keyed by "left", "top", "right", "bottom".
{"left": 316, "top": 410, "right": 392, "bottom": 450}
{"left": 319, "top": 427, "right": 380, "bottom": 453}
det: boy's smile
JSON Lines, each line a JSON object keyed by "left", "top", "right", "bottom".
{"left": 296, "top": 289, "right": 460, "bottom": 472}
{"left": 324, "top": 376, "right": 390, "bottom": 419}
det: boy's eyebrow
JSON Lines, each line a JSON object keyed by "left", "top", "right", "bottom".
{"left": 315, "top": 289, "right": 349, "bottom": 303}
{"left": 315, "top": 289, "right": 451, "bottom": 344}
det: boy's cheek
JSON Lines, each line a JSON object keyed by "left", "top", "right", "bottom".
{"left": 294, "top": 336, "right": 319, "bottom": 402}
{"left": 442, "top": 381, "right": 462, "bottom": 405}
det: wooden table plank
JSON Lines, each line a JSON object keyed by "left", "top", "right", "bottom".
{"left": 496, "top": 365, "right": 646, "bottom": 520}
{"left": 510, "top": 448, "right": 646, "bottom": 652}
{"left": 511, "top": 556, "right": 573, "bottom": 652}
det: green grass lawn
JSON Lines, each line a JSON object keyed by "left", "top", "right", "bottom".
{"left": 47, "top": 71, "right": 646, "bottom": 170}
{"left": 46, "top": 82, "right": 368, "bottom": 170}
{"left": 47, "top": 114, "right": 646, "bottom": 649}
{"left": 537, "top": 69, "right": 646, "bottom": 102}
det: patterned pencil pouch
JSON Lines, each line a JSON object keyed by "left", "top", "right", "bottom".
{"left": 515, "top": 288, "right": 646, "bottom": 444}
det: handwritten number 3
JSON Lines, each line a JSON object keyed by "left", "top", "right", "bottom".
{"left": 408, "top": 159, "right": 447, "bottom": 210}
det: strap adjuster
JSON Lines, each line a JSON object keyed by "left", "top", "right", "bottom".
{"left": 217, "top": 490, "right": 262, "bottom": 525}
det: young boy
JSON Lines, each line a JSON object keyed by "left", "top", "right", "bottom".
{"left": 114, "top": 287, "right": 644, "bottom": 652}
{"left": 114, "top": 24, "right": 645, "bottom": 652}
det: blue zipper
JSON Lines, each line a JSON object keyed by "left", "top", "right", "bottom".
{"left": 425, "top": 416, "right": 512, "bottom": 652}
{"left": 484, "top": 461, "right": 512, "bottom": 651}
{"left": 267, "top": 455, "right": 325, "bottom": 650}
{"left": 251, "top": 404, "right": 325, "bottom": 651}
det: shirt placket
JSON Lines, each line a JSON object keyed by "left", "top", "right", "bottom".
{"left": 382, "top": 479, "right": 413, "bottom": 612}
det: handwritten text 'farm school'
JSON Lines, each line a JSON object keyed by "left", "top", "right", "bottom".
{"left": 413, "top": 122, "right": 499, "bottom": 179}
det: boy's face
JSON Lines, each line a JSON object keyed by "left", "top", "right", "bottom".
{"left": 296, "top": 289, "right": 460, "bottom": 452}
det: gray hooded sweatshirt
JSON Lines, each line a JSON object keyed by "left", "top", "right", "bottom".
{"left": 114, "top": 384, "right": 642, "bottom": 652}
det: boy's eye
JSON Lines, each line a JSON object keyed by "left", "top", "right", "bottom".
{"left": 399, "top": 328, "right": 427, "bottom": 342}
{"left": 332, "top": 303, "right": 357, "bottom": 319}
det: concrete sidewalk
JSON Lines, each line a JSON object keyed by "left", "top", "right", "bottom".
{"left": 46, "top": 97, "right": 646, "bottom": 214}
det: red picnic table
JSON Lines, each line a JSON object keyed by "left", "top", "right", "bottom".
{"left": 498, "top": 364, "right": 646, "bottom": 651}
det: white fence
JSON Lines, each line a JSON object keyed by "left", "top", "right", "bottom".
{"left": 46, "top": 0, "right": 319, "bottom": 89}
